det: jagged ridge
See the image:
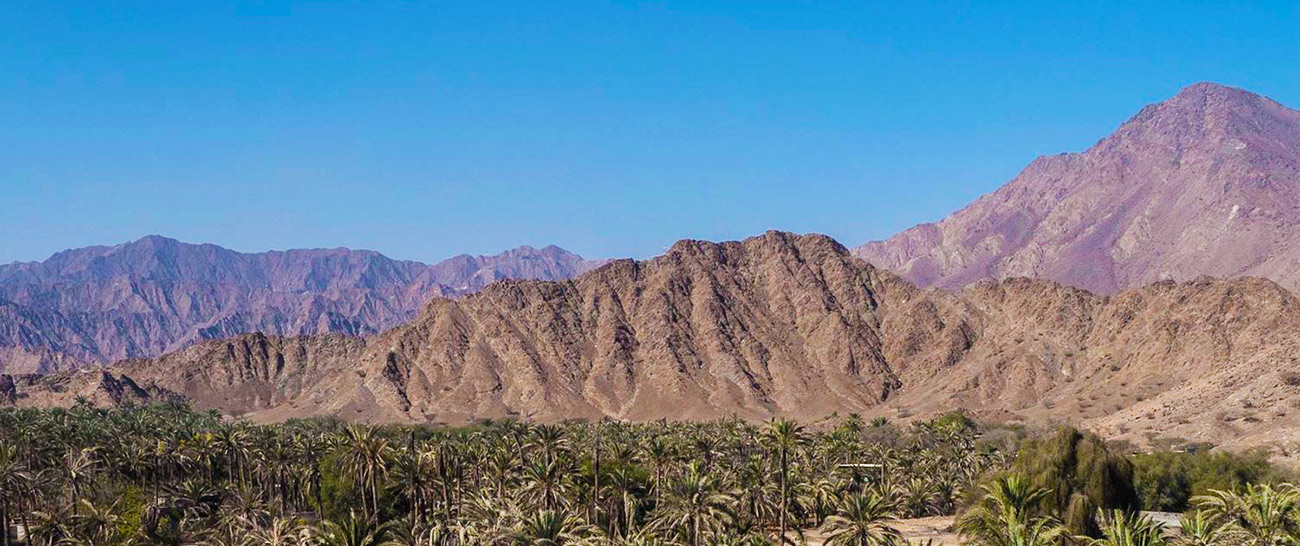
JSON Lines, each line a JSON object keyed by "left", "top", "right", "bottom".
{"left": 0, "top": 236, "right": 599, "bottom": 373}
{"left": 9, "top": 231, "right": 1300, "bottom": 453}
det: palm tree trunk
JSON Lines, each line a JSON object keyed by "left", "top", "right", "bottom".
{"left": 370, "top": 475, "right": 379, "bottom": 520}
{"left": 19, "top": 495, "right": 30, "bottom": 546}
{"left": 654, "top": 470, "right": 662, "bottom": 510}
{"left": 779, "top": 447, "right": 788, "bottom": 543}
{"left": 2, "top": 498, "right": 10, "bottom": 546}
{"left": 18, "top": 498, "right": 28, "bottom": 546}
{"left": 592, "top": 424, "right": 600, "bottom": 524}
{"left": 313, "top": 466, "right": 324, "bottom": 513}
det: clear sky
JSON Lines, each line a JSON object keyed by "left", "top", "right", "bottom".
{"left": 2, "top": 1, "right": 1297, "bottom": 264}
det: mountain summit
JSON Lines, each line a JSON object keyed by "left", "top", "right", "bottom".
{"left": 856, "top": 82, "right": 1300, "bottom": 293}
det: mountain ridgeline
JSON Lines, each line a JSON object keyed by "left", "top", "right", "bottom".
{"left": 0, "top": 236, "right": 600, "bottom": 373}
{"left": 9, "top": 231, "right": 1300, "bottom": 452}
{"left": 857, "top": 82, "right": 1300, "bottom": 294}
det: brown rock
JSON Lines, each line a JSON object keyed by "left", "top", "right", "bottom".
{"left": 14, "top": 231, "right": 1300, "bottom": 452}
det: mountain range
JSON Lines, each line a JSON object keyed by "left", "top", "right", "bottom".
{"left": 5, "top": 82, "right": 1300, "bottom": 452}
{"left": 857, "top": 83, "right": 1300, "bottom": 294}
{"left": 7, "top": 231, "right": 1300, "bottom": 453}
{"left": 0, "top": 236, "right": 600, "bottom": 374}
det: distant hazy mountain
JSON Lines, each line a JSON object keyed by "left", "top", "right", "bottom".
{"left": 857, "top": 83, "right": 1300, "bottom": 293}
{"left": 0, "top": 236, "right": 599, "bottom": 373}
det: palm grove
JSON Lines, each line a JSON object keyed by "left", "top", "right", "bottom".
{"left": 0, "top": 402, "right": 1292, "bottom": 546}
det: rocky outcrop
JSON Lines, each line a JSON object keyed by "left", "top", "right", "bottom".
{"left": 11, "top": 231, "right": 1300, "bottom": 452}
{"left": 0, "top": 236, "right": 596, "bottom": 374}
{"left": 857, "top": 83, "right": 1300, "bottom": 294}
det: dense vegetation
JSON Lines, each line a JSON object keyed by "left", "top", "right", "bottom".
{"left": 1130, "top": 450, "right": 1291, "bottom": 512}
{"left": 0, "top": 403, "right": 1294, "bottom": 546}
{"left": 1002, "top": 428, "right": 1139, "bottom": 535}
{"left": 0, "top": 403, "right": 1008, "bottom": 545}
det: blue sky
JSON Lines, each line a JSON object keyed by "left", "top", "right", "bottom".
{"left": 2, "top": 1, "right": 1297, "bottom": 263}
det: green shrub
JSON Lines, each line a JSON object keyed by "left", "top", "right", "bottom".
{"left": 1130, "top": 448, "right": 1292, "bottom": 511}
{"left": 1005, "top": 427, "right": 1139, "bottom": 536}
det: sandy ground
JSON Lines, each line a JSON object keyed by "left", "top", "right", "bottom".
{"left": 797, "top": 512, "right": 1183, "bottom": 545}
{"left": 799, "top": 515, "right": 960, "bottom": 546}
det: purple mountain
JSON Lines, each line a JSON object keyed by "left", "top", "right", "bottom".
{"left": 0, "top": 236, "right": 600, "bottom": 373}
{"left": 857, "top": 83, "right": 1300, "bottom": 294}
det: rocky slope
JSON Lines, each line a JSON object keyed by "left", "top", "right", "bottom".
{"left": 9, "top": 231, "right": 1300, "bottom": 452}
{"left": 856, "top": 82, "right": 1300, "bottom": 294}
{"left": 0, "top": 236, "right": 598, "bottom": 374}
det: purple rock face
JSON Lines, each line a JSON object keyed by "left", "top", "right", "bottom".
{"left": 857, "top": 82, "right": 1300, "bottom": 295}
{"left": 0, "top": 236, "right": 598, "bottom": 373}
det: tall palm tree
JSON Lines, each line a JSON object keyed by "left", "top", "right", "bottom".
{"left": 530, "top": 425, "right": 570, "bottom": 465}
{"left": 214, "top": 425, "right": 251, "bottom": 487}
{"left": 1177, "top": 511, "right": 1230, "bottom": 546}
{"left": 958, "top": 475, "right": 1063, "bottom": 546}
{"left": 606, "top": 464, "right": 646, "bottom": 538}
{"left": 62, "top": 448, "right": 98, "bottom": 511}
{"left": 508, "top": 509, "right": 597, "bottom": 545}
{"left": 763, "top": 419, "right": 808, "bottom": 541}
{"left": 819, "top": 492, "right": 901, "bottom": 546}
{"left": 27, "top": 505, "right": 73, "bottom": 546}
{"left": 1193, "top": 484, "right": 1300, "bottom": 546}
{"left": 243, "top": 515, "right": 312, "bottom": 546}
{"left": 0, "top": 446, "right": 32, "bottom": 546}
{"left": 389, "top": 444, "right": 437, "bottom": 523}
{"left": 653, "top": 462, "right": 736, "bottom": 546}
{"left": 337, "top": 425, "right": 392, "bottom": 519}
{"left": 520, "top": 458, "right": 574, "bottom": 512}
{"left": 1080, "top": 509, "right": 1168, "bottom": 546}
{"left": 316, "top": 511, "right": 394, "bottom": 546}
{"left": 69, "top": 499, "right": 121, "bottom": 546}
{"left": 639, "top": 436, "right": 676, "bottom": 509}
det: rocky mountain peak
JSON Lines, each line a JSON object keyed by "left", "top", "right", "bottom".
{"left": 856, "top": 84, "right": 1300, "bottom": 294}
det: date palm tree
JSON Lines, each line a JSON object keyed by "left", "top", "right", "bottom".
{"left": 530, "top": 425, "right": 571, "bottom": 465}
{"left": 639, "top": 436, "right": 676, "bottom": 509}
{"left": 61, "top": 448, "right": 98, "bottom": 511}
{"left": 763, "top": 419, "right": 808, "bottom": 541}
{"left": 521, "top": 458, "right": 574, "bottom": 512}
{"left": 390, "top": 443, "right": 437, "bottom": 523}
{"left": 508, "top": 509, "right": 597, "bottom": 545}
{"left": 0, "top": 446, "right": 32, "bottom": 546}
{"left": 958, "top": 475, "right": 1063, "bottom": 546}
{"left": 316, "top": 511, "right": 394, "bottom": 546}
{"left": 819, "top": 492, "right": 901, "bottom": 546}
{"left": 69, "top": 499, "right": 121, "bottom": 546}
{"left": 899, "top": 478, "right": 938, "bottom": 518}
{"left": 243, "top": 515, "right": 312, "bottom": 546}
{"left": 26, "top": 505, "right": 73, "bottom": 546}
{"left": 1177, "top": 511, "right": 1230, "bottom": 546}
{"left": 1193, "top": 484, "right": 1300, "bottom": 546}
{"left": 214, "top": 425, "right": 251, "bottom": 487}
{"left": 653, "top": 462, "right": 736, "bottom": 546}
{"left": 1080, "top": 509, "right": 1168, "bottom": 546}
{"left": 337, "top": 425, "right": 392, "bottom": 519}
